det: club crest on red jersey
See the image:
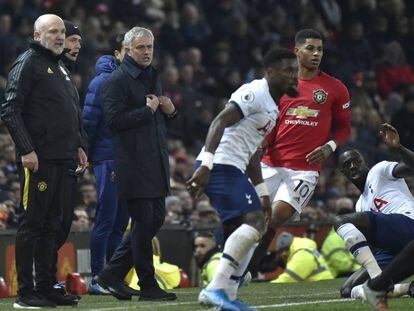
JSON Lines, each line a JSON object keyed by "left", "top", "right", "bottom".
{"left": 312, "top": 89, "right": 328, "bottom": 104}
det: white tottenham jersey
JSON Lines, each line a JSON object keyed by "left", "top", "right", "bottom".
{"left": 355, "top": 161, "right": 414, "bottom": 220}
{"left": 197, "top": 78, "right": 279, "bottom": 172}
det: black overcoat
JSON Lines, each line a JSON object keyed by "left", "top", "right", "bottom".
{"left": 102, "top": 54, "right": 170, "bottom": 199}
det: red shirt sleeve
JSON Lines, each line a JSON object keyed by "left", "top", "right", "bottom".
{"left": 331, "top": 80, "right": 351, "bottom": 145}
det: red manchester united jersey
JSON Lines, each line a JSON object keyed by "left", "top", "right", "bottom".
{"left": 262, "top": 71, "right": 350, "bottom": 171}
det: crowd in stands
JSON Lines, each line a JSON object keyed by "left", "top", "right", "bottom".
{"left": 0, "top": 0, "right": 414, "bottom": 231}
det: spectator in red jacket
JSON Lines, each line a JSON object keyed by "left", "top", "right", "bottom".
{"left": 377, "top": 41, "right": 414, "bottom": 98}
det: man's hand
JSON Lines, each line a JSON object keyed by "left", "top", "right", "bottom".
{"left": 158, "top": 96, "right": 176, "bottom": 115}
{"left": 186, "top": 166, "right": 211, "bottom": 198}
{"left": 21, "top": 151, "right": 38, "bottom": 172}
{"left": 379, "top": 123, "right": 400, "bottom": 149}
{"left": 76, "top": 148, "right": 88, "bottom": 174}
{"left": 258, "top": 138, "right": 268, "bottom": 154}
{"left": 260, "top": 195, "right": 272, "bottom": 225}
{"left": 146, "top": 94, "right": 160, "bottom": 113}
{"left": 306, "top": 143, "right": 333, "bottom": 164}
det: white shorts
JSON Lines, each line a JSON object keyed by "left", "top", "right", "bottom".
{"left": 261, "top": 163, "right": 319, "bottom": 214}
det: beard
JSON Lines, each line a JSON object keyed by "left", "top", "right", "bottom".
{"left": 42, "top": 38, "right": 64, "bottom": 55}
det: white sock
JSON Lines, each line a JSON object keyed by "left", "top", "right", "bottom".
{"left": 350, "top": 284, "right": 364, "bottom": 299}
{"left": 388, "top": 283, "right": 410, "bottom": 298}
{"left": 337, "top": 223, "right": 381, "bottom": 278}
{"left": 206, "top": 224, "right": 260, "bottom": 292}
{"left": 226, "top": 243, "right": 258, "bottom": 301}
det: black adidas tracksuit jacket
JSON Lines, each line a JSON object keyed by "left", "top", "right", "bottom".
{"left": 1, "top": 40, "right": 86, "bottom": 160}
{"left": 1, "top": 40, "right": 88, "bottom": 296}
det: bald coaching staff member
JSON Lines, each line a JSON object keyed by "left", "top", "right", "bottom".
{"left": 1, "top": 14, "right": 88, "bottom": 308}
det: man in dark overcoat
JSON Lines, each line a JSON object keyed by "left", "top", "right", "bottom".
{"left": 98, "top": 26, "right": 177, "bottom": 301}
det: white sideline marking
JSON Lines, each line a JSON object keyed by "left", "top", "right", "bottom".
{"left": 0, "top": 291, "right": 343, "bottom": 310}
{"left": 86, "top": 297, "right": 353, "bottom": 311}
{"left": 88, "top": 301, "right": 197, "bottom": 311}
{"left": 254, "top": 298, "right": 353, "bottom": 309}
{"left": 266, "top": 290, "right": 338, "bottom": 299}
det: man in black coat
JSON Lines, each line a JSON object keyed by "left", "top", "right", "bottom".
{"left": 1, "top": 14, "right": 88, "bottom": 308}
{"left": 98, "top": 26, "right": 177, "bottom": 301}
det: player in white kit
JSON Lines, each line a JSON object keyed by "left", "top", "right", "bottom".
{"left": 334, "top": 123, "right": 414, "bottom": 300}
{"left": 186, "top": 48, "right": 298, "bottom": 311}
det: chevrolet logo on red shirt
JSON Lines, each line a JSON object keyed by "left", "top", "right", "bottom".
{"left": 286, "top": 106, "right": 319, "bottom": 119}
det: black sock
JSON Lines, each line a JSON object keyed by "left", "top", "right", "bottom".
{"left": 247, "top": 227, "right": 276, "bottom": 276}
{"left": 369, "top": 240, "right": 414, "bottom": 291}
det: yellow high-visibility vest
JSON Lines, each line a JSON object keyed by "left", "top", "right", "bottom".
{"left": 271, "top": 237, "right": 334, "bottom": 283}
{"left": 321, "top": 228, "right": 361, "bottom": 278}
{"left": 125, "top": 255, "right": 181, "bottom": 290}
{"left": 200, "top": 252, "right": 222, "bottom": 287}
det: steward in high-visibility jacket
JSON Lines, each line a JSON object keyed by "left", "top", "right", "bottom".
{"left": 124, "top": 238, "right": 184, "bottom": 290}
{"left": 194, "top": 232, "right": 223, "bottom": 287}
{"left": 200, "top": 250, "right": 222, "bottom": 287}
{"left": 270, "top": 232, "right": 334, "bottom": 283}
{"left": 125, "top": 255, "right": 182, "bottom": 290}
{"left": 321, "top": 228, "right": 361, "bottom": 278}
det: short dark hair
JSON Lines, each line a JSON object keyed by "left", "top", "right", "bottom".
{"left": 112, "top": 34, "right": 124, "bottom": 51}
{"left": 338, "top": 148, "right": 364, "bottom": 165}
{"left": 194, "top": 231, "right": 216, "bottom": 240}
{"left": 340, "top": 148, "right": 362, "bottom": 157}
{"left": 295, "top": 29, "right": 322, "bottom": 45}
{"left": 263, "top": 48, "right": 296, "bottom": 68}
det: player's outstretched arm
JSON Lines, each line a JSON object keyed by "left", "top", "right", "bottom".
{"left": 186, "top": 104, "right": 242, "bottom": 197}
{"left": 380, "top": 123, "right": 414, "bottom": 177}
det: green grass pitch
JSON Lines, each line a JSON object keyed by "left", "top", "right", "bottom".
{"left": 1, "top": 279, "right": 413, "bottom": 310}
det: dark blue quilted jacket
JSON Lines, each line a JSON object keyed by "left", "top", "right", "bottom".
{"left": 82, "top": 55, "right": 118, "bottom": 162}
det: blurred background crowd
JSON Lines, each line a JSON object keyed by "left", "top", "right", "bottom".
{"left": 0, "top": 0, "right": 414, "bottom": 231}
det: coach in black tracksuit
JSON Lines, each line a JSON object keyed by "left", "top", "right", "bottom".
{"left": 98, "top": 27, "right": 177, "bottom": 301}
{"left": 1, "top": 15, "right": 87, "bottom": 308}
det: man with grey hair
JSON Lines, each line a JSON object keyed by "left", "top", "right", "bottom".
{"left": 97, "top": 26, "right": 177, "bottom": 301}
{"left": 1, "top": 14, "right": 88, "bottom": 308}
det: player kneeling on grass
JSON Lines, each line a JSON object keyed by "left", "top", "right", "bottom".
{"left": 334, "top": 123, "right": 414, "bottom": 302}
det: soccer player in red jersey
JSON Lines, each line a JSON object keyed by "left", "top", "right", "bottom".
{"left": 250, "top": 29, "right": 351, "bottom": 274}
